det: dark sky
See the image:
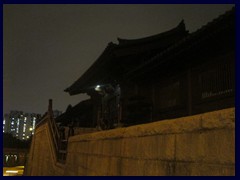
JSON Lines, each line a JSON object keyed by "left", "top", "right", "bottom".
{"left": 3, "top": 4, "right": 234, "bottom": 115}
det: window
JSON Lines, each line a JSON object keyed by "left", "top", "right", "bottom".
{"left": 199, "top": 61, "right": 234, "bottom": 99}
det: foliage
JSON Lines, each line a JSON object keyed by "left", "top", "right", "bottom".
{"left": 3, "top": 133, "right": 31, "bottom": 149}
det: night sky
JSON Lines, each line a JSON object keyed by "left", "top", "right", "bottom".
{"left": 3, "top": 4, "right": 234, "bottom": 115}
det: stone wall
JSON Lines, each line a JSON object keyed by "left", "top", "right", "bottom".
{"left": 26, "top": 108, "right": 235, "bottom": 176}
{"left": 25, "top": 120, "right": 64, "bottom": 176}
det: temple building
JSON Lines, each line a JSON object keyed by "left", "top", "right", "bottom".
{"left": 62, "top": 7, "right": 235, "bottom": 130}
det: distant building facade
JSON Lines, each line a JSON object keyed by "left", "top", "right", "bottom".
{"left": 3, "top": 111, "right": 41, "bottom": 140}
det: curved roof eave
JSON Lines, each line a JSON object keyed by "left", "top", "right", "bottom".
{"left": 117, "top": 20, "right": 188, "bottom": 46}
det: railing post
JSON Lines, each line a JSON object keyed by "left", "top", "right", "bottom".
{"left": 47, "top": 99, "right": 68, "bottom": 163}
{"left": 48, "top": 99, "right": 53, "bottom": 115}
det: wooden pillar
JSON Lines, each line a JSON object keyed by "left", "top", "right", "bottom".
{"left": 151, "top": 85, "right": 155, "bottom": 121}
{"left": 188, "top": 68, "right": 192, "bottom": 115}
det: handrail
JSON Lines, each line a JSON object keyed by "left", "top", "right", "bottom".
{"left": 48, "top": 110, "right": 67, "bottom": 163}
{"left": 35, "top": 112, "right": 48, "bottom": 128}
{"left": 35, "top": 100, "right": 67, "bottom": 163}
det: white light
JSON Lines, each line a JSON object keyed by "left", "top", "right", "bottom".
{"left": 6, "top": 170, "right": 18, "bottom": 173}
{"left": 95, "top": 85, "right": 101, "bottom": 91}
{"left": 33, "top": 119, "right": 36, "bottom": 129}
{"left": 29, "top": 127, "right": 33, "bottom": 131}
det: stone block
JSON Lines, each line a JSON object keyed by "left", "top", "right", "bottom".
{"left": 175, "top": 162, "right": 192, "bottom": 176}
{"left": 76, "top": 153, "right": 88, "bottom": 169}
{"left": 86, "top": 155, "right": 110, "bottom": 175}
{"left": 111, "top": 139, "right": 122, "bottom": 157}
{"left": 102, "top": 139, "right": 113, "bottom": 156}
{"left": 190, "top": 163, "right": 235, "bottom": 176}
{"left": 176, "top": 132, "right": 204, "bottom": 161}
{"left": 97, "top": 156, "right": 111, "bottom": 175}
{"left": 136, "top": 136, "right": 156, "bottom": 159}
{"left": 67, "top": 142, "right": 78, "bottom": 153}
{"left": 120, "top": 158, "right": 145, "bottom": 176}
{"left": 90, "top": 140, "right": 102, "bottom": 155}
{"left": 122, "top": 115, "right": 201, "bottom": 137}
{"left": 201, "top": 129, "right": 235, "bottom": 164}
{"left": 76, "top": 141, "right": 83, "bottom": 154}
{"left": 83, "top": 141, "right": 90, "bottom": 154}
{"left": 86, "top": 155, "right": 97, "bottom": 173}
{"left": 77, "top": 166, "right": 87, "bottom": 176}
{"left": 156, "top": 134, "right": 175, "bottom": 160}
{"left": 143, "top": 160, "right": 168, "bottom": 176}
{"left": 201, "top": 108, "right": 235, "bottom": 129}
{"left": 108, "top": 157, "right": 121, "bottom": 176}
{"left": 120, "top": 137, "right": 139, "bottom": 158}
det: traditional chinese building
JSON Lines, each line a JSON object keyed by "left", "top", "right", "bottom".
{"left": 56, "top": 99, "right": 94, "bottom": 127}
{"left": 64, "top": 7, "right": 235, "bottom": 130}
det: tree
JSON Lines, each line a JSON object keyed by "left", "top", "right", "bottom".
{"left": 3, "top": 133, "right": 31, "bottom": 149}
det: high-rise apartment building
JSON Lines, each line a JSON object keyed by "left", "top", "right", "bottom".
{"left": 3, "top": 111, "right": 42, "bottom": 140}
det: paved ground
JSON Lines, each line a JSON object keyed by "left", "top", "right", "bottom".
{"left": 3, "top": 166, "right": 24, "bottom": 176}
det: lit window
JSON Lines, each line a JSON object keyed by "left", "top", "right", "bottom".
{"left": 23, "top": 124, "right": 26, "bottom": 132}
{"left": 5, "top": 155, "right": 9, "bottom": 162}
{"left": 33, "top": 119, "right": 36, "bottom": 129}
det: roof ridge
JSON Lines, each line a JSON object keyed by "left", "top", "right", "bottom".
{"left": 192, "top": 6, "right": 235, "bottom": 35}
{"left": 117, "top": 19, "right": 188, "bottom": 45}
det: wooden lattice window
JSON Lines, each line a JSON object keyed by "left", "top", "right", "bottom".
{"left": 199, "top": 61, "right": 234, "bottom": 100}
